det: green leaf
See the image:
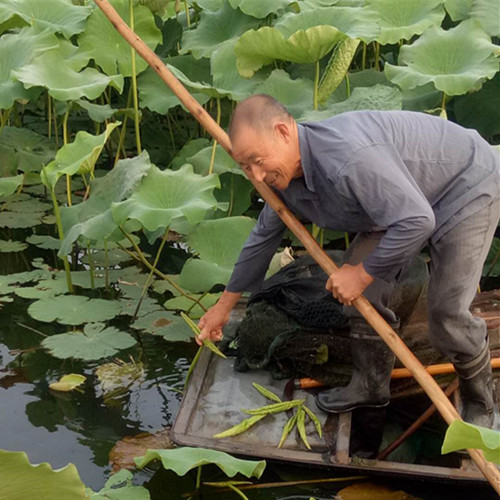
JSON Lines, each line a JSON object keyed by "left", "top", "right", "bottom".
{"left": 41, "top": 122, "right": 120, "bottom": 192}
{"left": 445, "top": 0, "right": 500, "bottom": 36}
{"left": 135, "top": 447, "right": 266, "bottom": 479}
{"left": 26, "top": 234, "right": 61, "bottom": 250}
{"left": 59, "top": 152, "right": 152, "bottom": 256}
{"left": 131, "top": 310, "right": 194, "bottom": 341}
{"left": 181, "top": 1, "right": 259, "bottom": 59}
{"left": 95, "top": 360, "right": 144, "bottom": 396}
{"left": 78, "top": 0, "right": 162, "bottom": 77}
{"left": 49, "top": 373, "right": 86, "bottom": 392}
{"left": 14, "top": 277, "right": 68, "bottom": 299}
{"left": 29, "top": 296, "right": 122, "bottom": 325}
{"left": 0, "top": 0, "right": 92, "bottom": 38}
{"left": 0, "top": 449, "right": 87, "bottom": 500}
{"left": 111, "top": 164, "right": 223, "bottom": 234}
{"left": 178, "top": 217, "right": 256, "bottom": 293}
{"left": 90, "top": 469, "right": 150, "bottom": 500}
{"left": 228, "top": 0, "right": 291, "bottom": 18}
{"left": 0, "top": 174, "right": 23, "bottom": 198}
{"left": 187, "top": 144, "right": 242, "bottom": 176}
{"left": 384, "top": 20, "right": 499, "bottom": 96}
{"left": 235, "top": 25, "right": 346, "bottom": 78}
{"left": 0, "top": 210, "right": 43, "bottom": 228}
{"left": 216, "top": 173, "right": 255, "bottom": 217}
{"left": 164, "top": 293, "right": 220, "bottom": 319}
{"left": 442, "top": 419, "right": 500, "bottom": 464}
{"left": 445, "top": 0, "right": 472, "bottom": 20}
{"left": 42, "top": 322, "right": 136, "bottom": 360}
{"left": 75, "top": 99, "right": 116, "bottom": 123}
{"left": 0, "top": 239, "right": 28, "bottom": 253}
{"left": 366, "top": 0, "right": 445, "bottom": 45}
{"left": 4, "top": 199, "right": 51, "bottom": 213}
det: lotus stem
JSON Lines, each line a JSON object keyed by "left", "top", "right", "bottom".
{"left": 440, "top": 92, "right": 448, "bottom": 120}
{"left": 86, "top": 242, "right": 96, "bottom": 290}
{"left": 50, "top": 187, "right": 74, "bottom": 293}
{"left": 344, "top": 231, "right": 350, "bottom": 249}
{"left": 47, "top": 92, "right": 52, "bottom": 139}
{"left": 0, "top": 108, "right": 12, "bottom": 139}
{"left": 53, "top": 98, "right": 59, "bottom": 147}
{"left": 313, "top": 60, "right": 320, "bottom": 111}
{"left": 361, "top": 42, "right": 366, "bottom": 70}
{"left": 184, "top": 345, "right": 202, "bottom": 390}
{"left": 166, "top": 113, "right": 176, "bottom": 152}
{"left": 114, "top": 88, "right": 133, "bottom": 165}
{"left": 129, "top": 0, "right": 142, "bottom": 154}
{"left": 208, "top": 98, "right": 221, "bottom": 175}
{"left": 184, "top": 0, "right": 191, "bottom": 27}
{"left": 227, "top": 485, "right": 249, "bottom": 500}
{"left": 196, "top": 465, "right": 202, "bottom": 489}
{"left": 228, "top": 174, "right": 234, "bottom": 216}
{"left": 185, "top": 290, "right": 209, "bottom": 315}
{"left": 345, "top": 73, "right": 351, "bottom": 98}
{"left": 374, "top": 42, "right": 380, "bottom": 70}
{"left": 104, "top": 238, "right": 109, "bottom": 291}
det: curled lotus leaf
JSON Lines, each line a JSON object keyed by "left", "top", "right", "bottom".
{"left": 0, "top": 449, "right": 87, "bottom": 500}
{"left": 49, "top": 373, "right": 86, "bottom": 392}
{"left": 42, "top": 322, "right": 136, "bottom": 361}
{"left": 384, "top": 20, "right": 500, "bottom": 96}
{"left": 78, "top": 0, "right": 161, "bottom": 77}
{"left": 74, "top": 99, "right": 116, "bottom": 123}
{"left": 112, "top": 164, "right": 223, "bottom": 233}
{"left": 28, "top": 295, "right": 122, "bottom": 325}
{"left": 0, "top": 0, "right": 92, "bottom": 38}
{"left": 181, "top": 1, "right": 259, "bottom": 59}
{"left": 445, "top": 0, "right": 499, "bottom": 36}
{"left": 0, "top": 174, "right": 23, "bottom": 198}
{"left": 366, "top": 0, "right": 445, "bottom": 45}
{"left": 235, "top": 25, "right": 346, "bottom": 78}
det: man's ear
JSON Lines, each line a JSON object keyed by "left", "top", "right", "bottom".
{"left": 274, "top": 121, "right": 291, "bottom": 142}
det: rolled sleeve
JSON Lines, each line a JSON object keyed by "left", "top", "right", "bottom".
{"left": 226, "top": 203, "right": 286, "bottom": 293}
{"left": 337, "top": 144, "right": 436, "bottom": 281}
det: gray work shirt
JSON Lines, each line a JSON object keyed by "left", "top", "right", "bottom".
{"left": 226, "top": 110, "right": 500, "bottom": 293}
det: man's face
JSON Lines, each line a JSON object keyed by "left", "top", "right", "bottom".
{"left": 231, "top": 122, "right": 301, "bottom": 191}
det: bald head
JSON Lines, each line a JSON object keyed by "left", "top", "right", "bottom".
{"left": 228, "top": 94, "right": 293, "bottom": 140}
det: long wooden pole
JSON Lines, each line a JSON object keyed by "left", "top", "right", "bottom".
{"left": 94, "top": 0, "right": 500, "bottom": 491}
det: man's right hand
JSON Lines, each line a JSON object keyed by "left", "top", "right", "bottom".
{"left": 196, "top": 290, "right": 242, "bottom": 346}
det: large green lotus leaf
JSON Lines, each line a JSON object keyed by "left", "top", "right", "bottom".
{"left": 112, "top": 164, "right": 222, "bottom": 233}
{"left": 0, "top": 240, "right": 28, "bottom": 253}
{"left": 118, "top": 296, "right": 161, "bottom": 318}
{"left": 131, "top": 310, "right": 194, "bottom": 341}
{"left": 41, "top": 122, "right": 120, "bottom": 191}
{"left": 216, "top": 172, "right": 255, "bottom": 217}
{"left": 186, "top": 144, "right": 242, "bottom": 176}
{"left": 78, "top": 0, "right": 161, "bottom": 77}
{"left": 366, "top": 0, "right": 445, "bottom": 45}
{"left": 178, "top": 217, "right": 255, "bottom": 292}
{"left": 197, "top": 0, "right": 225, "bottom": 9}
{"left": 0, "top": 210, "right": 43, "bottom": 228}
{"left": 299, "top": 85, "right": 402, "bottom": 121}
{"left": 0, "top": 28, "right": 58, "bottom": 109}
{"left": 75, "top": 99, "right": 116, "bottom": 123}
{"left": 29, "top": 295, "right": 122, "bottom": 325}
{"left": 0, "top": 174, "right": 23, "bottom": 198}
{"left": 138, "top": 56, "right": 210, "bottom": 114}
{"left": 442, "top": 419, "right": 500, "bottom": 464}
{"left": 135, "top": 447, "right": 266, "bottom": 479}
{"left": 181, "top": 1, "right": 259, "bottom": 59}
{"left": 445, "top": 0, "right": 472, "bottom": 20}
{"left": 0, "top": 449, "right": 87, "bottom": 500}
{"left": 15, "top": 277, "right": 68, "bottom": 299}
{"left": 0, "top": 127, "right": 55, "bottom": 174}
{"left": 90, "top": 469, "right": 150, "bottom": 500}
{"left": 235, "top": 25, "right": 346, "bottom": 78}
{"left": 42, "top": 322, "right": 136, "bottom": 360}
{"left": 59, "top": 153, "right": 151, "bottom": 256}
{"left": 164, "top": 293, "right": 220, "bottom": 318}
{"left": 446, "top": 0, "right": 498, "bottom": 36}
{"left": 4, "top": 198, "right": 51, "bottom": 213}
{"left": 13, "top": 48, "right": 124, "bottom": 102}
{"left": 384, "top": 20, "right": 499, "bottom": 96}
{"left": 210, "top": 39, "right": 265, "bottom": 101}
{"left": 228, "top": 0, "right": 291, "bottom": 18}
{"left": 0, "top": 0, "right": 92, "bottom": 38}
{"left": 454, "top": 72, "right": 500, "bottom": 139}
{"left": 171, "top": 138, "right": 211, "bottom": 170}
{"left": 254, "top": 69, "right": 314, "bottom": 118}
{"left": 274, "top": 6, "right": 379, "bottom": 42}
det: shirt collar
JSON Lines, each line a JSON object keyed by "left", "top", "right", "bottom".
{"left": 297, "top": 123, "right": 316, "bottom": 192}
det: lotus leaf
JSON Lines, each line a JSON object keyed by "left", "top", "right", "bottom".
{"left": 0, "top": 268, "right": 51, "bottom": 295}
{"left": 4, "top": 199, "right": 51, "bottom": 213}
{"left": 216, "top": 172, "right": 255, "bottom": 217}
{"left": 164, "top": 293, "right": 220, "bottom": 318}
{"left": 187, "top": 144, "right": 242, "bottom": 176}
{"left": 135, "top": 446, "right": 266, "bottom": 478}
{"left": 13, "top": 48, "right": 124, "bottom": 102}
{"left": 0, "top": 174, "right": 23, "bottom": 198}
{"left": 49, "top": 373, "right": 86, "bottom": 392}
{"left": 26, "top": 235, "right": 61, "bottom": 250}
{"left": 15, "top": 277, "right": 68, "bottom": 299}
{"left": 384, "top": 20, "right": 500, "bottom": 96}
{"left": 445, "top": 0, "right": 472, "bottom": 20}
{"left": 0, "top": 449, "right": 87, "bottom": 500}
{"left": 90, "top": 469, "right": 151, "bottom": 500}
{"left": 446, "top": 0, "right": 499, "bottom": 36}
{"left": 0, "top": 210, "right": 43, "bottom": 228}
{"left": 112, "top": 164, "right": 223, "bottom": 233}
{"left": 181, "top": 1, "right": 259, "bottom": 59}
{"left": 0, "top": 28, "right": 58, "bottom": 109}
{"left": 366, "top": 0, "right": 445, "bottom": 45}
{"left": 41, "top": 122, "right": 120, "bottom": 192}
{"left": 275, "top": 5, "right": 380, "bottom": 42}
{"left": 0, "top": 240, "right": 28, "bottom": 253}
{"left": 131, "top": 310, "right": 194, "bottom": 341}
{"left": 235, "top": 25, "right": 346, "bottom": 78}
{"left": 254, "top": 69, "right": 314, "bottom": 118}
{"left": 229, "top": 0, "right": 292, "bottom": 17}
{"left": 0, "top": 127, "right": 55, "bottom": 174}
{"left": 178, "top": 217, "right": 255, "bottom": 292}
{"left": 78, "top": 0, "right": 161, "bottom": 77}
{"left": 42, "top": 322, "right": 136, "bottom": 360}
{"left": 171, "top": 138, "right": 210, "bottom": 170}
{"left": 59, "top": 152, "right": 151, "bottom": 256}
{"left": 454, "top": 72, "right": 500, "bottom": 139}
{"left": 119, "top": 296, "right": 162, "bottom": 317}
{"left": 0, "top": 0, "right": 91, "bottom": 38}
{"left": 75, "top": 99, "right": 116, "bottom": 123}
{"left": 29, "top": 295, "right": 122, "bottom": 325}
{"left": 299, "top": 85, "right": 402, "bottom": 121}
{"left": 82, "top": 248, "right": 133, "bottom": 267}
{"left": 442, "top": 419, "right": 500, "bottom": 465}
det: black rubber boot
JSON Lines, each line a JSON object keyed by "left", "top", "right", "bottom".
{"left": 315, "top": 320, "right": 397, "bottom": 413}
{"left": 455, "top": 346, "right": 495, "bottom": 428}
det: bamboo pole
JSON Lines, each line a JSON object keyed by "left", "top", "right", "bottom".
{"left": 94, "top": 0, "right": 500, "bottom": 492}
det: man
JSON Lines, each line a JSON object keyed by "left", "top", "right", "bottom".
{"left": 197, "top": 94, "right": 500, "bottom": 427}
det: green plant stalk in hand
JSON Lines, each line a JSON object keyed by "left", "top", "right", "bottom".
{"left": 181, "top": 312, "right": 227, "bottom": 359}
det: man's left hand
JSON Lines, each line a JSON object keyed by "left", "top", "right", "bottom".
{"left": 326, "top": 263, "right": 374, "bottom": 306}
